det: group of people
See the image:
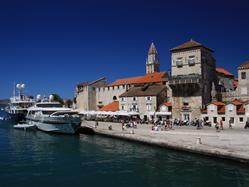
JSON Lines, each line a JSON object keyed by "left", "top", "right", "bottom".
{"left": 152, "top": 119, "right": 173, "bottom": 131}
{"left": 173, "top": 118, "right": 204, "bottom": 129}
{"left": 121, "top": 120, "right": 138, "bottom": 131}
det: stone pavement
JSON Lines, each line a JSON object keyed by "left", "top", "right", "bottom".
{"left": 81, "top": 120, "right": 249, "bottom": 163}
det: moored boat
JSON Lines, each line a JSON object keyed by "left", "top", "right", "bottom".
{"left": 5, "top": 83, "right": 35, "bottom": 123}
{"left": 26, "top": 96, "right": 81, "bottom": 134}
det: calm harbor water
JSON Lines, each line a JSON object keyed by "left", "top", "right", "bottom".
{"left": 1, "top": 119, "right": 249, "bottom": 186}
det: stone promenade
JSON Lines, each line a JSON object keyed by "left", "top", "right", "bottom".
{"left": 81, "top": 120, "right": 249, "bottom": 164}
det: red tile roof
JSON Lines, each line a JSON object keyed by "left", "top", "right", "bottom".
{"left": 230, "top": 99, "right": 243, "bottom": 106}
{"left": 237, "top": 105, "right": 245, "bottom": 115}
{"left": 238, "top": 61, "right": 249, "bottom": 69}
{"left": 216, "top": 68, "right": 234, "bottom": 77}
{"left": 170, "top": 40, "right": 213, "bottom": 52}
{"left": 109, "top": 72, "right": 167, "bottom": 86}
{"left": 162, "top": 102, "right": 172, "bottom": 107}
{"left": 100, "top": 101, "right": 119, "bottom": 112}
{"left": 201, "top": 109, "right": 207, "bottom": 114}
{"left": 218, "top": 106, "right": 225, "bottom": 114}
{"left": 211, "top": 101, "right": 225, "bottom": 106}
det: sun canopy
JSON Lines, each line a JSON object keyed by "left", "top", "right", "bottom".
{"left": 149, "top": 111, "right": 172, "bottom": 116}
{"left": 78, "top": 110, "right": 139, "bottom": 116}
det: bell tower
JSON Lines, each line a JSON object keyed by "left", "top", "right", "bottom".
{"left": 146, "top": 42, "right": 160, "bottom": 74}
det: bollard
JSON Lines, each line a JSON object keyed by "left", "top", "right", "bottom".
{"left": 130, "top": 129, "right": 134, "bottom": 134}
{"left": 196, "top": 137, "right": 202, "bottom": 144}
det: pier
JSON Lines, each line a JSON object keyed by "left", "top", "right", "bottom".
{"left": 81, "top": 121, "right": 249, "bottom": 164}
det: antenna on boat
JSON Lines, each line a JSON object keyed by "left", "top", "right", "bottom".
{"left": 13, "top": 81, "right": 16, "bottom": 101}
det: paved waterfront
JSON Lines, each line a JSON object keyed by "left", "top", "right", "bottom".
{"left": 82, "top": 121, "right": 249, "bottom": 163}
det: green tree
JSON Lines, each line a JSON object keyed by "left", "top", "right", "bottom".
{"left": 64, "top": 99, "right": 73, "bottom": 108}
{"left": 52, "top": 94, "right": 64, "bottom": 105}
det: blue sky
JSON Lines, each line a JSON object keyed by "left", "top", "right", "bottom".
{"left": 0, "top": 0, "right": 249, "bottom": 99}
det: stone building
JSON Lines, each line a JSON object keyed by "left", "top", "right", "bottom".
{"left": 76, "top": 77, "right": 107, "bottom": 111}
{"left": 202, "top": 99, "right": 246, "bottom": 128}
{"left": 146, "top": 42, "right": 160, "bottom": 74}
{"left": 76, "top": 43, "right": 167, "bottom": 111}
{"left": 237, "top": 61, "right": 249, "bottom": 101}
{"left": 169, "top": 40, "right": 216, "bottom": 121}
{"left": 216, "top": 68, "right": 234, "bottom": 92}
{"left": 119, "top": 84, "right": 167, "bottom": 120}
{"left": 221, "top": 61, "right": 249, "bottom": 102}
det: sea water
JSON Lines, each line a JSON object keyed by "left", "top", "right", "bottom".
{"left": 0, "top": 121, "right": 249, "bottom": 187}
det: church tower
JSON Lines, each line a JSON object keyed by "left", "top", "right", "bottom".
{"left": 146, "top": 42, "right": 160, "bottom": 74}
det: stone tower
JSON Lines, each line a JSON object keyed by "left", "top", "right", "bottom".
{"left": 168, "top": 40, "right": 216, "bottom": 121}
{"left": 146, "top": 42, "right": 160, "bottom": 74}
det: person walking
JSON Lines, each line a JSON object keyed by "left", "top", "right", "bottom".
{"left": 121, "top": 120, "right": 125, "bottom": 131}
{"left": 215, "top": 122, "right": 220, "bottom": 132}
{"left": 229, "top": 119, "right": 233, "bottom": 129}
{"left": 220, "top": 119, "right": 224, "bottom": 130}
{"left": 244, "top": 120, "right": 249, "bottom": 129}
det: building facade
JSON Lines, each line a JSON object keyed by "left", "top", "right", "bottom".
{"left": 76, "top": 43, "right": 167, "bottom": 112}
{"left": 76, "top": 39, "right": 248, "bottom": 123}
{"left": 119, "top": 84, "right": 167, "bottom": 120}
{"left": 202, "top": 99, "right": 247, "bottom": 128}
{"left": 169, "top": 40, "right": 216, "bottom": 121}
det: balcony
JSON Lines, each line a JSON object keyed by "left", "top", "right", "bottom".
{"left": 168, "top": 74, "right": 202, "bottom": 86}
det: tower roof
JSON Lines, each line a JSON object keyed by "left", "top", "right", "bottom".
{"left": 148, "top": 42, "right": 158, "bottom": 54}
{"left": 170, "top": 39, "right": 213, "bottom": 52}
{"left": 238, "top": 61, "right": 249, "bottom": 69}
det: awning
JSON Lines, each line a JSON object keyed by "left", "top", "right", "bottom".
{"left": 79, "top": 110, "right": 139, "bottom": 116}
{"left": 149, "top": 111, "right": 172, "bottom": 116}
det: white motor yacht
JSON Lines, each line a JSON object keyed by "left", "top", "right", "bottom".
{"left": 26, "top": 97, "right": 81, "bottom": 134}
{"left": 6, "top": 83, "right": 35, "bottom": 122}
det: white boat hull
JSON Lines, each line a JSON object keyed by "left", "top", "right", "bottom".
{"left": 14, "top": 124, "right": 36, "bottom": 130}
{"left": 28, "top": 120, "right": 80, "bottom": 134}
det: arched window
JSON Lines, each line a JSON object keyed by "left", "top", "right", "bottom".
{"left": 113, "top": 96, "right": 117, "bottom": 101}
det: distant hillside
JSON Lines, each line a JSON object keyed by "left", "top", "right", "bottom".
{"left": 0, "top": 99, "right": 9, "bottom": 107}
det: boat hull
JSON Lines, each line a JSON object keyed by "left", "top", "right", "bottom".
{"left": 27, "top": 118, "right": 81, "bottom": 134}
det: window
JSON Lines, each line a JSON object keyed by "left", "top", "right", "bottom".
{"left": 131, "top": 104, "right": 138, "bottom": 111}
{"left": 188, "top": 55, "right": 195, "bottom": 66}
{"left": 176, "top": 57, "right": 183, "bottom": 67}
{"left": 133, "top": 97, "right": 137, "bottom": 101}
{"left": 241, "top": 87, "right": 248, "bottom": 95}
{"left": 230, "top": 117, "right": 234, "bottom": 123}
{"left": 239, "top": 117, "right": 244, "bottom": 122}
{"left": 222, "top": 117, "right": 225, "bottom": 121}
{"left": 146, "top": 104, "right": 152, "bottom": 111}
{"left": 213, "top": 117, "right": 217, "bottom": 123}
{"left": 183, "top": 102, "right": 189, "bottom": 106}
{"left": 121, "top": 105, "right": 125, "bottom": 110}
{"left": 241, "top": 72, "right": 246, "bottom": 79}
{"left": 113, "top": 96, "right": 117, "bottom": 101}
{"left": 228, "top": 105, "right": 233, "bottom": 112}
{"left": 121, "top": 97, "right": 126, "bottom": 102}
{"left": 146, "top": 96, "right": 151, "bottom": 101}
{"left": 209, "top": 105, "right": 215, "bottom": 111}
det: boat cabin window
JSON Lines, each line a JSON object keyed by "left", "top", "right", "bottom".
{"left": 42, "top": 111, "right": 57, "bottom": 115}
{"left": 36, "top": 103, "right": 62, "bottom": 108}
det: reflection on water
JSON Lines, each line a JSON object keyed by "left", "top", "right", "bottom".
{"left": 0, "top": 123, "right": 249, "bottom": 187}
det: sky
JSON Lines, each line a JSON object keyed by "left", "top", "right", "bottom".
{"left": 0, "top": 0, "right": 249, "bottom": 99}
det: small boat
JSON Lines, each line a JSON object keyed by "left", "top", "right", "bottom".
{"left": 13, "top": 123, "right": 36, "bottom": 130}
